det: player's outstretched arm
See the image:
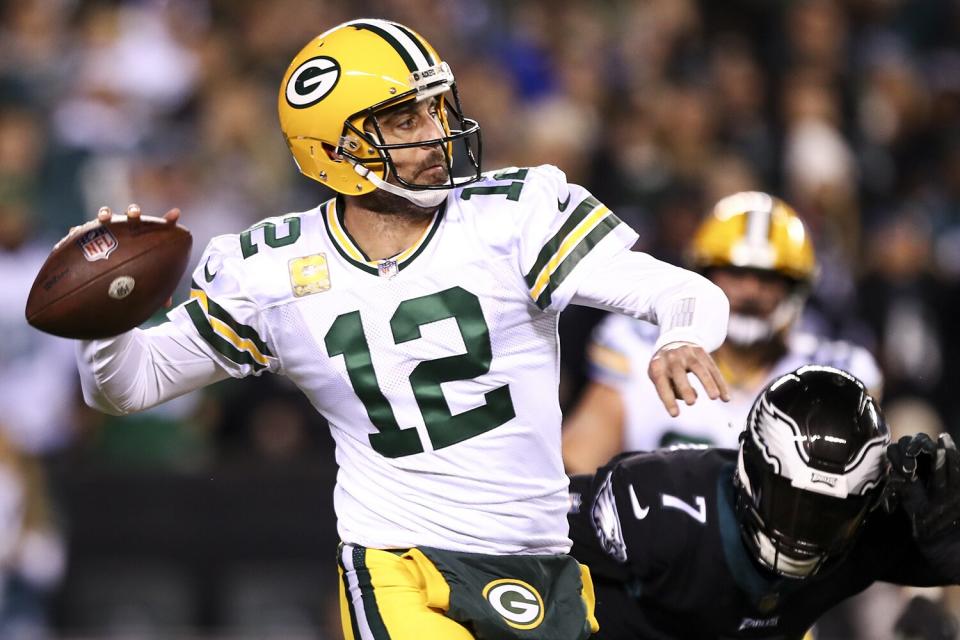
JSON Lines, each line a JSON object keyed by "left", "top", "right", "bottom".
{"left": 73, "top": 204, "right": 231, "bottom": 416}
{"left": 570, "top": 243, "right": 730, "bottom": 416}
{"left": 77, "top": 322, "right": 231, "bottom": 416}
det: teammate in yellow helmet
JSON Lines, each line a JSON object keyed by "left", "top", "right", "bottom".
{"left": 563, "top": 191, "right": 882, "bottom": 473}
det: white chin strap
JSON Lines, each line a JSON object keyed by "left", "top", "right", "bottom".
{"left": 725, "top": 295, "right": 805, "bottom": 347}
{"left": 353, "top": 162, "right": 465, "bottom": 209}
{"left": 754, "top": 529, "right": 821, "bottom": 578}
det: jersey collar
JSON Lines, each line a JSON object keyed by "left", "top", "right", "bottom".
{"left": 321, "top": 196, "right": 445, "bottom": 276}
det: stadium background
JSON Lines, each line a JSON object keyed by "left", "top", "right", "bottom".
{"left": 1, "top": 0, "right": 959, "bottom": 637}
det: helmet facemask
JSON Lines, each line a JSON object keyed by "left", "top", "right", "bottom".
{"left": 735, "top": 441, "right": 878, "bottom": 578}
{"left": 338, "top": 64, "right": 482, "bottom": 207}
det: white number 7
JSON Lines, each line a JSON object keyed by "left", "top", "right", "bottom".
{"left": 661, "top": 493, "right": 707, "bottom": 524}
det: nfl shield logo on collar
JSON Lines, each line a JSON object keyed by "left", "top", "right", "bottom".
{"left": 77, "top": 226, "right": 118, "bottom": 262}
{"left": 377, "top": 259, "right": 398, "bottom": 279}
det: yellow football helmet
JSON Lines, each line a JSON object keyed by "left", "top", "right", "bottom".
{"left": 689, "top": 192, "right": 817, "bottom": 346}
{"left": 689, "top": 191, "right": 816, "bottom": 283}
{"left": 278, "top": 19, "right": 482, "bottom": 207}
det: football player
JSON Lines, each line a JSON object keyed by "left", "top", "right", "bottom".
{"left": 563, "top": 191, "right": 882, "bottom": 473}
{"left": 71, "top": 20, "right": 731, "bottom": 640}
{"left": 568, "top": 365, "right": 960, "bottom": 639}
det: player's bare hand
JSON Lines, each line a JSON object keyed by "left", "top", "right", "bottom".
{"left": 648, "top": 341, "right": 730, "bottom": 417}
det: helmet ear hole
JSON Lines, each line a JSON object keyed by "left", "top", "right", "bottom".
{"left": 322, "top": 143, "right": 343, "bottom": 162}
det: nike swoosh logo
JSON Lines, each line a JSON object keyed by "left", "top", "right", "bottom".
{"left": 203, "top": 258, "right": 217, "bottom": 283}
{"left": 558, "top": 193, "right": 571, "bottom": 212}
{"left": 628, "top": 484, "right": 650, "bottom": 520}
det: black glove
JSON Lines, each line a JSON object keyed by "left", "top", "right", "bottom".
{"left": 883, "top": 433, "right": 937, "bottom": 512}
{"left": 884, "top": 433, "right": 960, "bottom": 541}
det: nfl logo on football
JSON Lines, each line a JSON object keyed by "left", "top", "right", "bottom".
{"left": 77, "top": 227, "right": 119, "bottom": 262}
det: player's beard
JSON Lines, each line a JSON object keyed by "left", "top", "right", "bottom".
{"left": 725, "top": 295, "right": 804, "bottom": 349}
{"left": 354, "top": 148, "right": 451, "bottom": 219}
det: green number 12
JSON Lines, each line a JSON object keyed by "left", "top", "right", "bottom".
{"left": 324, "top": 287, "right": 516, "bottom": 458}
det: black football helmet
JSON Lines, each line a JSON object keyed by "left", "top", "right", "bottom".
{"left": 734, "top": 365, "right": 890, "bottom": 578}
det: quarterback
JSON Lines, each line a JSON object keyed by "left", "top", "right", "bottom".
{"left": 563, "top": 191, "right": 882, "bottom": 473}
{"left": 73, "top": 19, "right": 730, "bottom": 640}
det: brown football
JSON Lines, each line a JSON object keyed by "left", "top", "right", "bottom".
{"left": 25, "top": 216, "right": 192, "bottom": 340}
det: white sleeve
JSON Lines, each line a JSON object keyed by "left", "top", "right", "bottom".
{"left": 570, "top": 243, "right": 730, "bottom": 353}
{"left": 76, "top": 322, "right": 231, "bottom": 416}
{"left": 166, "top": 234, "right": 280, "bottom": 378}
{"left": 514, "top": 165, "right": 640, "bottom": 312}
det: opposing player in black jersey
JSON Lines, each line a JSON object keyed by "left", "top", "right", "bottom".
{"left": 568, "top": 365, "right": 960, "bottom": 639}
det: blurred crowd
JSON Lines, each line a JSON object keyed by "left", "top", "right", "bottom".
{"left": 2, "top": 0, "right": 960, "bottom": 637}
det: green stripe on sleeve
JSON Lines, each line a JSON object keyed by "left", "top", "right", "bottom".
{"left": 203, "top": 296, "right": 273, "bottom": 357}
{"left": 189, "top": 280, "right": 273, "bottom": 357}
{"left": 533, "top": 214, "right": 622, "bottom": 309}
{"left": 524, "top": 196, "right": 602, "bottom": 288}
{"left": 185, "top": 299, "right": 267, "bottom": 372}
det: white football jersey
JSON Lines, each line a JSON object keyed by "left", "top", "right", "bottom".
{"left": 166, "top": 165, "right": 643, "bottom": 554}
{"left": 587, "top": 314, "right": 883, "bottom": 450}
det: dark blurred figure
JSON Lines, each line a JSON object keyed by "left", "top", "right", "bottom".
{"left": 0, "top": 104, "right": 70, "bottom": 639}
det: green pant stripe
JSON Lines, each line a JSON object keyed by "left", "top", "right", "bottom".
{"left": 534, "top": 215, "right": 622, "bottom": 309}
{"left": 185, "top": 299, "right": 267, "bottom": 371}
{"left": 338, "top": 546, "right": 364, "bottom": 640}
{"left": 354, "top": 546, "right": 392, "bottom": 640}
{"left": 524, "top": 196, "right": 602, "bottom": 288}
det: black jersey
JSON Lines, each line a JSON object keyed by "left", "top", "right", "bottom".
{"left": 568, "top": 447, "right": 960, "bottom": 640}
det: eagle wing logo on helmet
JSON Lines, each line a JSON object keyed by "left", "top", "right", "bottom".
{"left": 749, "top": 367, "right": 889, "bottom": 499}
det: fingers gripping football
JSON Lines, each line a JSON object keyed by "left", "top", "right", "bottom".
{"left": 648, "top": 341, "right": 730, "bottom": 417}
{"left": 27, "top": 204, "right": 190, "bottom": 339}
{"left": 96, "top": 203, "right": 181, "bottom": 224}
{"left": 54, "top": 204, "right": 180, "bottom": 250}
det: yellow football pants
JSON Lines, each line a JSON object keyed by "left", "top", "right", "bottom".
{"left": 339, "top": 544, "right": 475, "bottom": 640}
{"left": 338, "top": 543, "right": 597, "bottom": 640}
